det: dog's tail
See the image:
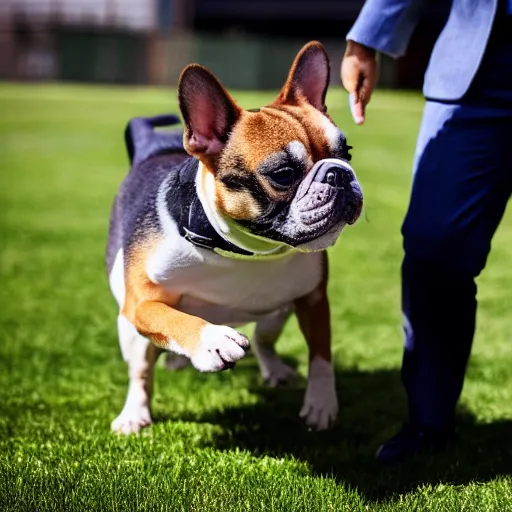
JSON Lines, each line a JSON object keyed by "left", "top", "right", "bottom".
{"left": 124, "top": 114, "right": 184, "bottom": 167}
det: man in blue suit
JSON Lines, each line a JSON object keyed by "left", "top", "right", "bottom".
{"left": 341, "top": 0, "right": 512, "bottom": 464}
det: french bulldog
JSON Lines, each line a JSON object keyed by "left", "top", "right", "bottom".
{"left": 106, "top": 41, "right": 363, "bottom": 435}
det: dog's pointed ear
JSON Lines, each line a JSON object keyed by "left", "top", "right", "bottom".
{"left": 178, "top": 64, "right": 242, "bottom": 159}
{"left": 273, "top": 41, "right": 330, "bottom": 112}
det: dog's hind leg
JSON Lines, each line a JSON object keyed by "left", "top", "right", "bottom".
{"left": 163, "top": 352, "right": 189, "bottom": 371}
{"left": 294, "top": 252, "right": 338, "bottom": 431}
{"left": 252, "top": 306, "right": 298, "bottom": 387}
{"left": 111, "top": 315, "right": 163, "bottom": 435}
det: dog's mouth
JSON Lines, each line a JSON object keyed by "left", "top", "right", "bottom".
{"left": 247, "top": 158, "right": 363, "bottom": 250}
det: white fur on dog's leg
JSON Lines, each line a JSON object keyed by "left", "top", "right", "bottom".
{"left": 190, "top": 325, "right": 249, "bottom": 372}
{"left": 112, "top": 315, "right": 160, "bottom": 435}
{"left": 164, "top": 352, "right": 190, "bottom": 371}
{"left": 300, "top": 356, "right": 338, "bottom": 431}
{"left": 255, "top": 344, "right": 298, "bottom": 387}
{"left": 111, "top": 380, "right": 152, "bottom": 435}
{"left": 253, "top": 308, "right": 296, "bottom": 387}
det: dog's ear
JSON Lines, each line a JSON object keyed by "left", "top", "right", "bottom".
{"left": 178, "top": 64, "right": 242, "bottom": 160}
{"left": 273, "top": 41, "right": 330, "bottom": 112}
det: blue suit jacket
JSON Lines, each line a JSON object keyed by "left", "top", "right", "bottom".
{"left": 346, "top": 0, "right": 499, "bottom": 101}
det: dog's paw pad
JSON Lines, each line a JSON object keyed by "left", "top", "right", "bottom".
{"left": 191, "top": 325, "right": 249, "bottom": 372}
{"left": 111, "top": 407, "right": 152, "bottom": 435}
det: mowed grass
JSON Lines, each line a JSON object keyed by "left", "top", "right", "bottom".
{"left": 1, "top": 82, "right": 512, "bottom": 511}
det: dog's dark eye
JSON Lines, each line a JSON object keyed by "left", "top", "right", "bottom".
{"left": 267, "top": 167, "right": 298, "bottom": 190}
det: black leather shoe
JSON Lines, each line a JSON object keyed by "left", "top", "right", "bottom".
{"left": 375, "top": 423, "right": 457, "bottom": 465}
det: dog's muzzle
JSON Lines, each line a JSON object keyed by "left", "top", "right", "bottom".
{"left": 244, "top": 158, "right": 363, "bottom": 251}
{"left": 296, "top": 158, "right": 363, "bottom": 227}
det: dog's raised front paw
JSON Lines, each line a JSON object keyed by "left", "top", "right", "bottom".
{"left": 111, "top": 406, "right": 152, "bottom": 435}
{"left": 299, "top": 356, "right": 338, "bottom": 431}
{"left": 191, "top": 325, "right": 249, "bottom": 372}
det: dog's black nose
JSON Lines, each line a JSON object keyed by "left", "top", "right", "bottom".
{"left": 315, "top": 163, "right": 355, "bottom": 188}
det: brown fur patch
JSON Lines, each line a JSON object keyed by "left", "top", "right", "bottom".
{"left": 272, "top": 103, "right": 336, "bottom": 162}
{"left": 199, "top": 164, "right": 262, "bottom": 221}
{"left": 231, "top": 108, "right": 311, "bottom": 171}
{"left": 224, "top": 103, "right": 337, "bottom": 173}
{"left": 216, "top": 183, "right": 262, "bottom": 220}
{"left": 294, "top": 251, "right": 332, "bottom": 362}
{"left": 121, "top": 238, "right": 207, "bottom": 354}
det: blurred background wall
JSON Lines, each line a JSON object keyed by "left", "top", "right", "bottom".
{"left": 0, "top": 0, "right": 451, "bottom": 90}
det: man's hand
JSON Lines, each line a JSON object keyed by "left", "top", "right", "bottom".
{"left": 341, "top": 40, "right": 377, "bottom": 125}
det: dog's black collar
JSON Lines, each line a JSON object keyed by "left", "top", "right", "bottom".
{"left": 165, "top": 159, "right": 254, "bottom": 257}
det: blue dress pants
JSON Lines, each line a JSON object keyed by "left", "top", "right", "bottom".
{"left": 401, "top": 101, "right": 512, "bottom": 430}
{"left": 400, "top": 23, "right": 512, "bottom": 436}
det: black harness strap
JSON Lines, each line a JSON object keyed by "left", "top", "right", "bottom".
{"left": 165, "top": 159, "right": 254, "bottom": 257}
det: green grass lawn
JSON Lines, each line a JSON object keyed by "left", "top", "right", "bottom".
{"left": 1, "top": 82, "right": 512, "bottom": 511}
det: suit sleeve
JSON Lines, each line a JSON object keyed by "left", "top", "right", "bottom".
{"left": 346, "top": 0, "right": 426, "bottom": 58}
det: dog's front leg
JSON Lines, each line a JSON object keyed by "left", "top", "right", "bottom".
{"left": 294, "top": 252, "right": 338, "bottom": 431}
{"left": 111, "top": 315, "right": 163, "bottom": 435}
{"left": 126, "top": 298, "right": 249, "bottom": 373}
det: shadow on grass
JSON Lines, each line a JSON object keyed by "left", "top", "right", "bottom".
{"left": 156, "top": 361, "right": 512, "bottom": 501}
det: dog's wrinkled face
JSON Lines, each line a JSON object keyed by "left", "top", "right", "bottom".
{"left": 178, "top": 41, "right": 363, "bottom": 252}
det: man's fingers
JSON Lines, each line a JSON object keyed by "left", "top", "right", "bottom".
{"left": 341, "top": 41, "right": 377, "bottom": 125}
{"left": 340, "top": 57, "right": 360, "bottom": 94}
{"left": 358, "top": 69, "right": 376, "bottom": 110}
{"left": 349, "top": 93, "right": 365, "bottom": 125}
{"left": 342, "top": 63, "right": 366, "bottom": 123}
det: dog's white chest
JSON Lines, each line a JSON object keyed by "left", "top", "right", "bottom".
{"left": 146, "top": 236, "right": 323, "bottom": 325}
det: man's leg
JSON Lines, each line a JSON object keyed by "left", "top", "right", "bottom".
{"left": 377, "top": 101, "right": 512, "bottom": 464}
